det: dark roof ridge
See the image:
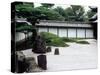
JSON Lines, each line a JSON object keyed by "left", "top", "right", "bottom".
{"left": 39, "top": 20, "right": 91, "bottom": 24}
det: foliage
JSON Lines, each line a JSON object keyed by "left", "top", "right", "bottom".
{"left": 61, "top": 37, "right": 89, "bottom": 44}
{"left": 61, "top": 37, "right": 77, "bottom": 42}
{"left": 64, "top": 5, "right": 85, "bottom": 21}
{"left": 33, "top": 6, "right": 65, "bottom": 21}
{"left": 54, "top": 6, "right": 66, "bottom": 17}
{"left": 15, "top": 3, "right": 46, "bottom": 25}
{"left": 15, "top": 3, "right": 65, "bottom": 22}
{"left": 40, "top": 32, "right": 69, "bottom": 47}
{"left": 15, "top": 2, "right": 93, "bottom": 22}
{"left": 16, "top": 22, "right": 35, "bottom": 32}
{"left": 76, "top": 41, "right": 89, "bottom": 44}
{"left": 86, "top": 10, "right": 97, "bottom": 19}
{"left": 15, "top": 3, "right": 34, "bottom": 18}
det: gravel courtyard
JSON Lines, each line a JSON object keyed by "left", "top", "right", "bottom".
{"left": 22, "top": 39, "right": 97, "bottom": 72}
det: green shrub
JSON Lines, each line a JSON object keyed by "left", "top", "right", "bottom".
{"left": 61, "top": 37, "right": 89, "bottom": 44}
{"left": 40, "top": 32, "right": 69, "bottom": 47}
{"left": 76, "top": 41, "right": 89, "bottom": 44}
{"left": 61, "top": 37, "right": 77, "bottom": 42}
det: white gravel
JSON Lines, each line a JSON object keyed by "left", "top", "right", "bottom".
{"left": 22, "top": 39, "right": 98, "bottom": 72}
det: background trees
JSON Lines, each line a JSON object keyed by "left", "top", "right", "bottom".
{"left": 54, "top": 6, "right": 66, "bottom": 19}
{"left": 35, "top": 6, "right": 65, "bottom": 21}
{"left": 15, "top": 2, "right": 95, "bottom": 22}
{"left": 64, "top": 5, "right": 85, "bottom": 21}
{"left": 86, "top": 10, "right": 97, "bottom": 19}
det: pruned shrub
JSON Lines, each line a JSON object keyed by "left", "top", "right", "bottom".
{"left": 40, "top": 32, "right": 69, "bottom": 47}
{"left": 76, "top": 41, "right": 89, "bottom": 44}
{"left": 61, "top": 37, "right": 77, "bottom": 42}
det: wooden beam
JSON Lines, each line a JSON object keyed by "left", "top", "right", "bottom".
{"left": 85, "top": 29, "right": 86, "bottom": 39}
{"left": 57, "top": 28, "right": 59, "bottom": 37}
{"left": 67, "top": 28, "right": 68, "bottom": 38}
{"left": 76, "top": 28, "right": 77, "bottom": 38}
{"left": 47, "top": 27, "right": 49, "bottom": 32}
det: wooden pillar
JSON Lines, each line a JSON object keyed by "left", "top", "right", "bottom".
{"left": 76, "top": 28, "right": 77, "bottom": 39}
{"left": 47, "top": 27, "right": 49, "bottom": 32}
{"left": 57, "top": 28, "right": 59, "bottom": 36}
{"left": 85, "top": 29, "right": 86, "bottom": 39}
{"left": 67, "top": 28, "right": 68, "bottom": 38}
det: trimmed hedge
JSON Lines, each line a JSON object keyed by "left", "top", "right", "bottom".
{"left": 61, "top": 37, "right": 89, "bottom": 44}
{"left": 61, "top": 37, "right": 77, "bottom": 42}
{"left": 76, "top": 41, "right": 89, "bottom": 44}
{"left": 40, "top": 32, "right": 69, "bottom": 47}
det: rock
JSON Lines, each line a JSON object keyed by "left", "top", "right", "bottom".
{"left": 15, "top": 51, "right": 28, "bottom": 73}
{"left": 25, "top": 57, "right": 42, "bottom": 72}
{"left": 32, "top": 35, "right": 46, "bottom": 53}
{"left": 37, "top": 55, "right": 47, "bottom": 70}
{"left": 54, "top": 48, "right": 59, "bottom": 55}
{"left": 46, "top": 46, "right": 51, "bottom": 52}
{"left": 16, "top": 51, "right": 25, "bottom": 61}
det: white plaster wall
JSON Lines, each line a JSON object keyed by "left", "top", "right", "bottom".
{"left": 15, "top": 32, "right": 25, "bottom": 42}
{"left": 77, "top": 29, "right": 85, "bottom": 38}
{"left": 86, "top": 29, "right": 93, "bottom": 38}
{"left": 68, "top": 28, "right": 76, "bottom": 38}
{"left": 38, "top": 28, "right": 47, "bottom": 32}
{"left": 59, "top": 28, "right": 67, "bottom": 37}
{"left": 38, "top": 27, "right": 94, "bottom": 38}
{"left": 49, "top": 28, "right": 57, "bottom": 35}
{"left": 15, "top": 32, "right": 32, "bottom": 42}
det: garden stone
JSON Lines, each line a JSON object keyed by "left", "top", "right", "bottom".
{"left": 25, "top": 57, "right": 42, "bottom": 72}
{"left": 46, "top": 46, "right": 51, "bottom": 52}
{"left": 15, "top": 51, "right": 28, "bottom": 73}
{"left": 37, "top": 55, "right": 47, "bottom": 70}
{"left": 32, "top": 35, "right": 46, "bottom": 53}
{"left": 54, "top": 48, "right": 59, "bottom": 55}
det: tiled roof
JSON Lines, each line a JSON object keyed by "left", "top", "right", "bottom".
{"left": 36, "top": 20, "right": 92, "bottom": 28}
{"left": 15, "top": 18, "right": 92, "bottom": 28}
